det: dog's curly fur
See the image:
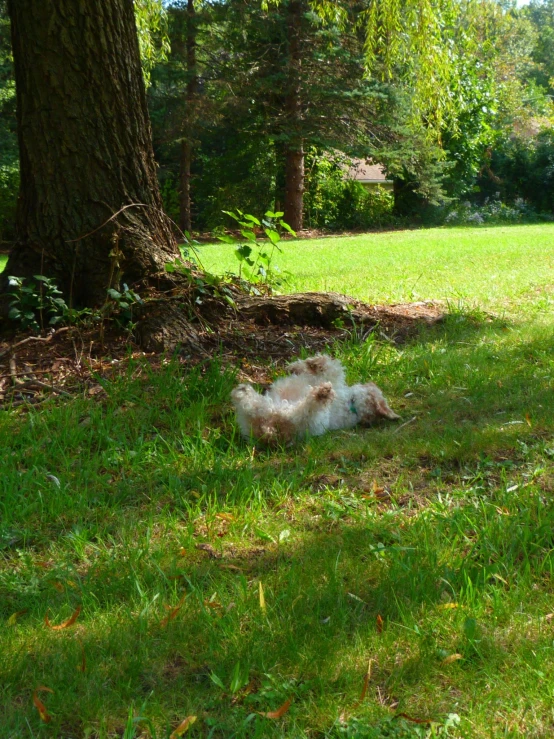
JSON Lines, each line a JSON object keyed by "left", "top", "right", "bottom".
{"left": 231, "top": 354, "right": 399, "bottom": 443}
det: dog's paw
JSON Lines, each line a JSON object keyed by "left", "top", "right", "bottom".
{"left": 312, "top": 382, "right": 335, "bottom": 403}
{"left": 286, "top": 359, "right": 306, "bottom": 376}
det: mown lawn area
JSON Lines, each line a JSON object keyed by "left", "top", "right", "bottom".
{"left": 2, "top": 224, "right": 554, "bottom": 737}
{"left": 199, "top": 223, "right": 554, "bottom": 314}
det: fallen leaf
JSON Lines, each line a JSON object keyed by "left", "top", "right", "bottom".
{"left": 170, "top": 715, "right": 197, "bottom": 737}
{"left": 33, "top": 686, "right": 53, "bottom": 723}
{"left": 179, "top": 547, "right": 187, "bottom": 556}
{"left": 260, "top": 699, "right": 292, "bottom": 719}
{"left": 52, "top": 581, "right": 64, "bottom": 592}
{"left": 347, "top": 592, "right": 365, "bottom": 604}
{"left": 359, "top": 657, "right": 373, "bottom": 701}
{"left": 220, "top": 564, "right": 242, "bottom": 572}
{"left": 372, "top": 480, "right": 385, "bottom": 495}
{"left": 544, "top": 613, "right": 554, "bottom": 622}
{"left": 161, "top": 594, "right": 186, "bottom": 627}
{"left": 376, "top": 614, "right": 384, "bottom": 633}
{"left": 7, "top": 609, "right": 28, "bottom": 625}
{"left": 44, "top": 605, "right": 81, "bottom": 630}
{"left": 525, "top": 413, "right": 532, "bottom": 427}
{"left": 215, "top": 513, "right": 234, "bottom": 522}
{"left": 204, "top": 598, "right": 223, "bottom": 615}
{"left": 438, "top": 603, "right": 458, "bottom": 610}
{"left": 259, "top": 581, "right": 266, "bottom": 614}
{"left": 442, "top": 653, "right": 463, "bottom": 664}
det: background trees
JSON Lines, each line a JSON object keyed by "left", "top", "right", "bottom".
{"left": 0, "top": 0, "right": 553, "bottom": 286}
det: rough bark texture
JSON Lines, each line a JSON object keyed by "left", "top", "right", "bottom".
{"left": 2, "top": 0, "right": 180, "bottom": 308}
{"left": 179, "top": 0, "right": 198, "bottom": 233}
{"left": 283, "top": 0, "right": 304, "bottom": 232}
{"left": 135, "top": 291, "right": 444, "bottom": 353}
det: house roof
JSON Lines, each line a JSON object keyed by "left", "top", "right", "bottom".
{"left": 346, "top": 159, "right": 392, "bottom": 184}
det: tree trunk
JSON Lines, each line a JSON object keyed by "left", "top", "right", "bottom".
{"left": 179, "top": 0, "right": 198, "bottom": 234}
{"left": 180, "top": 139, "right": 193, "bottom": 234}
{"left": 283, "top": 0, "right": 304, "bottom": 232}
{"left": 2, "top": 0, "right": 179, "bottom": 308}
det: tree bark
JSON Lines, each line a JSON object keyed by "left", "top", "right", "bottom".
{"left": 179, "top": 0, "right": 198, "bottom": 234}
{"left": 2, "top": 0, "right": 180, "bottom": 308}
{"left": 283, "top": 0, "right": 304, "bottom": 232}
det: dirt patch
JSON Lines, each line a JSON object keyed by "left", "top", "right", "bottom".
{"left": 0, "top": 291, "right": 445, "bottom": 410}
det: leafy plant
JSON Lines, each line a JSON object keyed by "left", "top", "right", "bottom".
{"left": 165, "top": 258, "right": 237, "bottom": 308}
{"left": 217, "top": 209, "right": 295, "bottom": 287}
{"left": 6, "top": 274, "right": 68, "bottom": 332}
{"left": 106, "top": 283, "right": 144, "bottom": 327}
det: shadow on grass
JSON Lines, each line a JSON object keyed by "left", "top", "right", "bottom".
{"left": 2, "top": 315, "right": 554, "bottom": 734}
{"left": 3, "top": 487, "right": 554, "bottom": 736}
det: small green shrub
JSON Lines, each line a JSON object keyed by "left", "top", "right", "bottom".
{"left": 106, "top": 283, "right": 144, "bottom": 327}
{"left": 217, "top": 209, "right": 294, "bottom": 288}
{"left": 6, "top": 274, "right": 68, "bottom": 333}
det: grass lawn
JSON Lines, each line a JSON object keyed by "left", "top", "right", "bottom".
{"left": 198, "top": 223, "right": 554, "bottom": 314}
{"left": 2, "top": 225, "right": 554, "bottom": 737}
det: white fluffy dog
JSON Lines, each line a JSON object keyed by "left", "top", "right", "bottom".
{"left": 231, "top": 354, "right": 399, "bottom": 444}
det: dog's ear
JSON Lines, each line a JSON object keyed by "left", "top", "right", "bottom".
{"left": 375, "top": 399, "right": 400, "bottom": 420}
{"left": 305, "top": 356, "right": 327, "bottom": 374}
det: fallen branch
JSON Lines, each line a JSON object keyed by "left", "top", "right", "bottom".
{"left": 0, "top": 368, "right": 65, "bottom": 380}
{"left": 0, "top": 327, "right": 70, "bottom": 359}
{"left": 18, "top": 379, "right": 73, "bottom": 398}
{"left": 1, "top": 395, "right": 53, "bottom": 410}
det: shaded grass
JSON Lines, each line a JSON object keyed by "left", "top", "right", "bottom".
{"left": 198, "top": 223, "right": 554, "bottom": 315}
{"left": 0, "top": 253, "right": 6, "bottom": 273}
{"left": 2, "top": 301, "right": 554, "bottom": 736}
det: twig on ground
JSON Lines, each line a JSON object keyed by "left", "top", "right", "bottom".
{"left": 0, "top": 368, "right": 65, "bottom": 380}
{"left": 1, "top": 395, "right": 53, "bottom": 410}
{"left": 18, "top": 379, "right": 73, "bottom": 398}
{"left": 393, "top": 416, "right": 417, "bottom": 434}
{"left": 9, "top": 355, "right": 17, "bottom": 384}
{"left": 0, "top": 327, "right": 70, "bottom": 359}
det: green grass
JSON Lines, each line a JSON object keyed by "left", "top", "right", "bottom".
{"left": 3, "top": 225, "right": 554, "bottom": 737}
{"left": 0, "top": 253, "right": 6, "bottom": 273}
{"left": 198, "top": 223, "right": 554, "bottom": 314}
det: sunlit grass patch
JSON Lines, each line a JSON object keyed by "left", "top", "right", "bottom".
{"left": 3, "top": 227, "right": 554, "bottom": 735}
{"left": 199, "top": 223, "right": 554, "bottom": 315}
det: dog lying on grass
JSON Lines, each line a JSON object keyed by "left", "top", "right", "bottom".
{"left": 231, "top": 354, "right": 399, "bottom": 444}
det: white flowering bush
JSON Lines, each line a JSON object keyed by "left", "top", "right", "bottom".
{"left": 442, "top": 196, "right": 545, "bottom": 226}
